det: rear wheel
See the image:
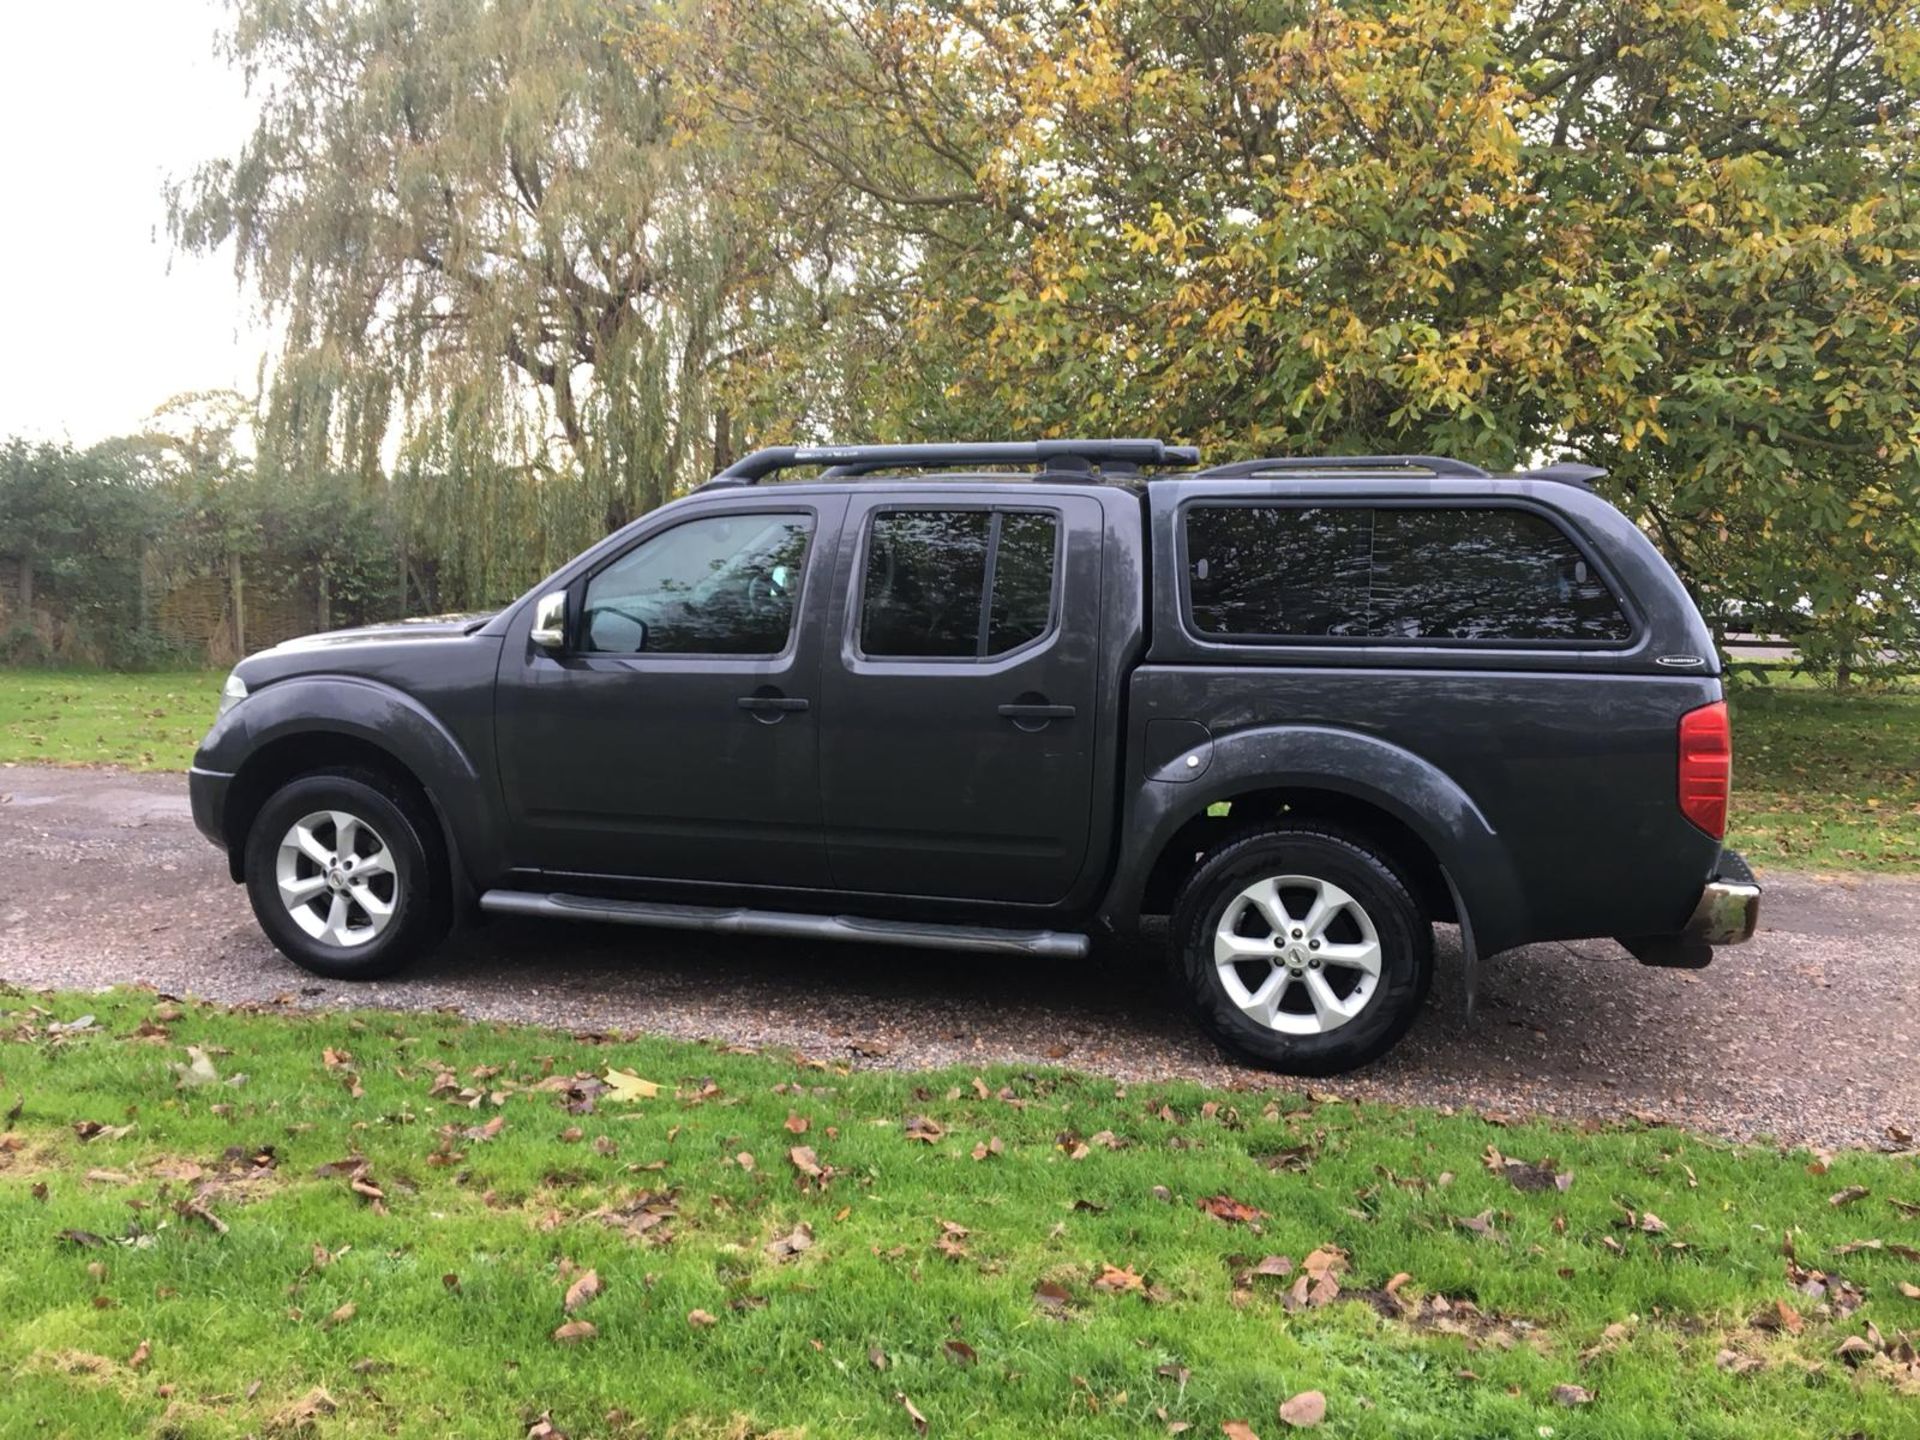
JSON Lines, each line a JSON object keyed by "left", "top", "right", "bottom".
{"left": 1172, "top": 825, "right": 1431, "bottom": 1074}
{"left": 244, "top": 770, "right": 448, "bottom": 980}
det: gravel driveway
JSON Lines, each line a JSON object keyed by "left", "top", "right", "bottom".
{"left": 2, "top": 765, "right": 1915, "bottom": 1150}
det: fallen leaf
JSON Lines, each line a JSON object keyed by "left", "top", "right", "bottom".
{"left": 785, "top": 1113, "right": 809, "bottom": 1134}
{"left": 1222, "top": 1423, "right": 1261, "bottom": 1440}
{"left": 272, "top": 1388, "right": 337, "bottom": 1428}
{"left": 1900, "top": 1281, "right": 1920, "bottom": 1300}
{"left": 128, "top": 1340, "right": 151, "bottom": 1370}
{"left": 1034, "top": 1280, "right": 1072, "bottom": 1312}
{"left": 905, "top": 1115, "right": 945, "bottom": 1144}
{"left": 869, "top": 1346, "right": 889, "bottom": 1370}
{"left": 602, "top": 1070, "right": 660, "bottom": 1102}
{"left": 1639, "top": 1211, "right": 1668, "bottom": 1235}
{"left": 789, "top": 1145, "right": 823, "bottom": 1178}
{"left": 1094, "top": 1263, "right": 1146, "bottom": 1293}
{"left": 323, "top": 1301, "right": 355, "bottom": 1329}
{"left": 687, "top": 1309, "right": 717, "bottom": 1328}
{"left": 171, "top": 1047, "right": 221, "bottom": 1088}
{"left": 1751, "top": 1300, "right": 1804, "bottom": 1335}
{"left": 1456, "top": 1210, "right": 1504, "bottom": 1240}
{"left": 1553, "top": 1384, "right": 1592, "bottom": 1406}
{"left": 1836, "top": 1335, "right": 1876, "bottom": 1365}
{"left": 943, "top": 1338, "right": 977, "bottom": 1366}
{"left": 551, "top": 1320, "right": 597, "bottom": 1344}
{"left": 898, "top": 1393, "right": 928, "bottom": 1435}
{"left": 564, "top": 1269, "right": 601, "bottom": 1313}
{"left": 765, "top": 1222, "right": 814, "bottom": 1261}
{"left": 1277, "top": 1391, "right": 1325, "bottom": 1428}
{"left": 1831, "top": 1186, "right": 1871, "bottom": 1208}
{"left": 1200, "top": 1194, "right": 1265, "bottom": 1225}
{"left": 972, "top": 1136, "right": 1005, "bottom": 1162}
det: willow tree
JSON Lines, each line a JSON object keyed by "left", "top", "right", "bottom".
{"left": 656, "top": 0, "right": 1920, "bottom": 682}
{"left": 172, "top": 0, "right": 755, "bottom": 604}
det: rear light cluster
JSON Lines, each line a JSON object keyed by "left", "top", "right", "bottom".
{"left": 1678, "top": 701, "right": 1732, "bottom": 838}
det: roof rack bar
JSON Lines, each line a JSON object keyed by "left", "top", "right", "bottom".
{"left": 708, "top": 438, "right": 1200, "bottom": 486}
{"left": 1192, "top": 454, "right": 1492, "bottom": 480}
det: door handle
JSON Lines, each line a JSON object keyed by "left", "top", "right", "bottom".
{"left": 738, "top": 695, "right": 810, "bottom": 713}
{"left": 998, "top": 702, "right": 1076, "bottom": 721}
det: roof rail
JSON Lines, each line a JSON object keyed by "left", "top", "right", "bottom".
{"left": 705, "top": 438, "right": 1200, "bottom": 487}
{"left": 1521, "top": 462, "right": 1607, "bottom": 487}
{"left": 1190, "top": 454, "right": 1492, "bottom": 480}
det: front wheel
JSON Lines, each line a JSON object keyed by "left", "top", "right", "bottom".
{"left": 243, "top": 770, "right": 448, "bottom": 981}
{"left": 1172, "top": 825, "right": 1432, "bottom": 1075}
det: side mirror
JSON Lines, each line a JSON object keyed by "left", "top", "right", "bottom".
{"left": 530, "top": 591, "right": 568, "bottom": 650}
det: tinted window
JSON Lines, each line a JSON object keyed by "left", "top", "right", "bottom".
{"left": 988, "top": 512, "right": 1059, "bottom": 653}
{"left": 1369, "top": 508, "right": 1631, "bottom": 641}
{"left": 1185, "top": 506, "right": 1371, "bottom": 637}
{"left": 861, "top": 509, "right": 1060, "bottom": 658}
{"left": 1185, "top": 505, "right": 1630, "bottom": 643}
{"left": 862, "top": 510, "right": 991, "bottom": 657}
{"left": 583, "top": 513, "right": 812, "bottom": 655}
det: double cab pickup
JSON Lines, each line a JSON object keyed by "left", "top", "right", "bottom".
{"left": 191, "top": 440, "right": 1759, "bottom": 1073}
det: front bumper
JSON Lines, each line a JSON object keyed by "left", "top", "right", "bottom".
{"left": 1619, "top": 850, "right": 1760, "bottom": 967}
{"left": 187, "top": 765, "right": 233, "bottom": 850}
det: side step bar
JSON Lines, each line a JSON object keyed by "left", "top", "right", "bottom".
{"left": 478, "top": 890, "right": 1091, "bottom": 959}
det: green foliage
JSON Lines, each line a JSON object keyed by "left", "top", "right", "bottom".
{"left": 0, "top": 440, "right": 164, "bottom": 668}
{"left": 4, "top": 987, "right": 1919, "bottom": 1437}
{"left": 651, "top": 0, "right": 1920, "bottom": 684}
{"left": 170, "top": 0, "right": 768, "bottom": 601}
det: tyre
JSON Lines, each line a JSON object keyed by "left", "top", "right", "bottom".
{"left": 1171, "top": 824, "right": 1432, "bottom": 1075}
{"left": 243, "top": 769, "right": 449, "bottom": 980}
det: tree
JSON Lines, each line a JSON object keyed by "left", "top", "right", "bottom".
{"left": 653, "top": 0, "right": 1920, "bottom": 683}
{"left": 172, "top": 0, "right": 762, "bottom": 603}
{"left": 0, "top": 439, "right": 161, "bottom": 664}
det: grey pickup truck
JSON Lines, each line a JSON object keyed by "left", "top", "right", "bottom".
{"left": 189, "top": 440, "right": 1759, "bottom": 1073}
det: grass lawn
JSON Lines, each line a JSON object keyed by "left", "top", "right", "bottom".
{"left": 1728, "top": 683, "right": 1920, "bottom": 871}
{"left": 0, "top": 670, "right": 217, "bottom": 771}
{"left": 0, "top": 667, "right": 1915, "bottom": 873}
{"left": 3, "top": 989, "right": 1919, "bottom": 1438}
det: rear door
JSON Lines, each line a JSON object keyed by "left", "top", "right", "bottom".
{"left": 818, "top": 490, "right": 1103, "bottom": 903}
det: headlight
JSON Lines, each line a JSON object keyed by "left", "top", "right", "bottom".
{"left": 217, "top": 671, "right": 249, "bottom": 719}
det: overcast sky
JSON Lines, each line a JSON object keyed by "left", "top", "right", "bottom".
{"left": 1, "top": 1, "right": 269, "bottom": 447}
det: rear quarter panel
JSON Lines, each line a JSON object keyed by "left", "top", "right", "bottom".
{"left": 1121, "top": 476, "right": 1726, "bottom": 951}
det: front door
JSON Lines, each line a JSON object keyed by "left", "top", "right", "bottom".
{"left": 494, "top": 497, "right": 844, "bottom": 890}
{"left": 818, "top": 491, "right": 1102, "bottom": 904}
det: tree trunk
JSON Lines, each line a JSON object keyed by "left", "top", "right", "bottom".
{"left": 711, "top": 406, "right": 734, "bottom": 474}
{"left": 228, "top": 553, "right": 247, "bottom": 656}
{"left": 317, "top": 570, "right": 331, "bottom": 631}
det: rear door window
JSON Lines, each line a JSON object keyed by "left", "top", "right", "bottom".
{"left": 1184, "top": 504, "right": 1630, "bottom": 643}
{"left": 861, "top": 508, "right": 1061, "bottom": 659}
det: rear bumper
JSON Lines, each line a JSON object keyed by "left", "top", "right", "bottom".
{"left": 1682, "top": 876, "right": 1761, "bottom": 947}
{"left": 187, "top": 765, "right": 232, "bottom": 850}
{"left": 1618, "top": 850, "right": 1760, "bottom": 967}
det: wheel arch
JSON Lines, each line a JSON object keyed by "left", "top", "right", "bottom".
{"left": 1104, "top": 723, "right": 1529, "bottom": 955}
{"left": 1141, "top": 787, "right": 1454, "bottom": 924}
{"left": 216, "top": 677, "right": 501, "bottom": 898}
